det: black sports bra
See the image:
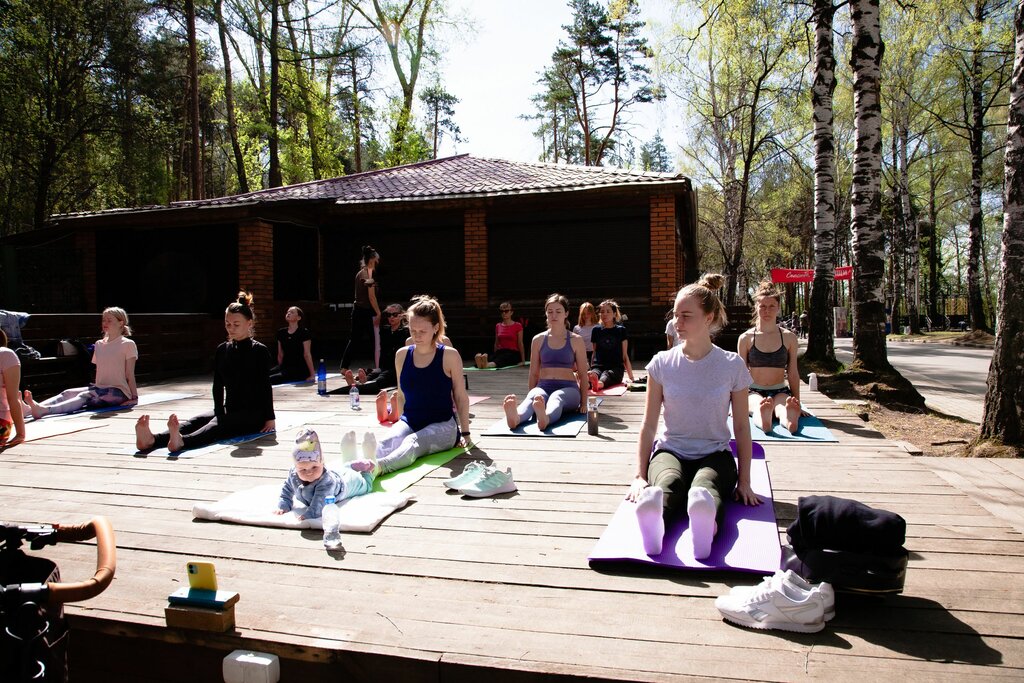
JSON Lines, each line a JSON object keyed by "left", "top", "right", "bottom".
{"left": 747, "top": 329, "right": 788, "bottom": 369}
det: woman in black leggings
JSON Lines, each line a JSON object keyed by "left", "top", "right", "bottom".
{"left": 134, "top": 292, "right": 275, "bottom": 453}
{"left": 341, "top": 245, "right": 381, "bottom": 369}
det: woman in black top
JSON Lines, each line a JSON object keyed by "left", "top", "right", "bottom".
{"left": 270, "top": 305, "right": 315, "bottom": 384}
{"left": 135, "top": 292, "right": 276, "bottom": 453}
{"left": 334, "top": 302, "right": 406, "bottom": 395}
{"left": 341, "top": 245, "right": 381, "bottom": 369}
{"left": 587, "top": 299, "right": 634, "bottom": 391}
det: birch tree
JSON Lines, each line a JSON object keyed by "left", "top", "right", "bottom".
{"left": 849, "top": 0, "right": 892, "bottom": 370}
{"left": 806, "top": 0, "right": 838, "bottom": 363}
{"left": 978, "top": 0, "right": 1023, "bottom": 452}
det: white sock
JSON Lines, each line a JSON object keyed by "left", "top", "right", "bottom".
{"left": 687, "top": 487, "right": 717, "bottom": 560}
{"left": 635, "top": 486, "right": 665, "bottom": 555}
{"left": 341, "top": 430, "right": 357, "bottom": 462}
{"left": 362, "top": 431, "right": 377, "bottom": 461}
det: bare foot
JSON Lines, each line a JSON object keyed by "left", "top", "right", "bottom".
{"left": 343, "top": 369, "right": 356, "bottom": 387}
{"left": 475, "top": 353, "right": 487, "bottom": 369}
{"left": 166, "top": 414, "right": 184, "bottom": 452}
{"left": 390, "top": 392, "right": 401, "bottom": 420}
{"left": 362, "top": 431, "right": 377, "bottom": 460}
{"left": 135, "top": 415, "right": 155, "bottom": 450}
{"left": 588, "top": 372, "right": 600, "bottom": 393}
{"left": 357, "top": 368, "right": 368, "bottom": 383}
{"left": 23, "top": 389, "right": 46, "bottom": 420}
{"left": 533, "top": 395, "right": 550, "bottom": 431}
{"left": 783, "top": 396, "right": 801, "bottom": 433}
{"left": 758, "top": 397, "right": 774, "bottom": 432}
{"left": 375, "top": 390, "right": 390, "bottom": 422}
{"left": 503, "top": 394, "right": 520, "bottom": 429}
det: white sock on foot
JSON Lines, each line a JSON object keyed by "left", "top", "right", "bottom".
{"left": 687, "top": 487, "right": 717, "bottom": 560}
{"left": 362, "top": 431, "right": 377, "bottom": 461}
{"left": 341, "top": 430, "right": 357, "bottom": 462}
{"left": 635, "top": 486, "right": 665, "bottom": 555}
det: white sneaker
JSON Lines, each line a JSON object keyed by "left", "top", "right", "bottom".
{"left": 731, "top": 571, "right": 835, "bottom": 621}
{"left": 443, "top": 461, "right": 487, "bottom": 490}
{"left": 458, "top": 466, "right": 517, "bottom": 497}
{"left": 715, "top": 571, "right": 827, "bottom": 633}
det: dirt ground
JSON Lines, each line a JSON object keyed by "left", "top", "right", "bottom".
{"left": 809, "top": 331, "right": 1003, "bottom": 457}
{"left": 834, "top": 400, "right": 981, "bottom": 456}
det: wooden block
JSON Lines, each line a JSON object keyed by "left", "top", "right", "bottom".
{"left": 164, "top": 604, "right": 236, "bottom": 632}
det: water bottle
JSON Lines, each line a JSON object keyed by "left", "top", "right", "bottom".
{"left": 322, "top": 495, "right": 342, "bottom": 550}
{"left": 317, "top": 359, "right": 327, "bottom": 395}
{"left": 349, "top": 384, "right": 361, "bottom": 410}
{"left": 586, "top": 395, "right": 599, "bottom": 436}
{"left": 808, "top": 372, "right": 819, "bottom": 392}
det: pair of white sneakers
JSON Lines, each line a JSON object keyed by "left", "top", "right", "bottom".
{"left": 715, "top": 570, "right": 835, "bottom": 633}
{"left": 443, "top": 461, "right": 517, "bottom": 497}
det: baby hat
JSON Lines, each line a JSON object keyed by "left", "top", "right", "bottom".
{"left": 292, "top": 428, "right": 322, "bottom": 462}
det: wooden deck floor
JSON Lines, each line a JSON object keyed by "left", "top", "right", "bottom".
{"left": 2, "top": 368, "right": 1022, "bottom": 682}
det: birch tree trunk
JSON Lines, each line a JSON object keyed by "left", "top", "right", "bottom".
{"left": 849, "top": 0, "right": 891, "bottom": 370}
{"left": 806, "top": 0, "right": 837, "bottom": 363}
{"left": 268, "top": 0, "right": 282, "bottom": 188}
{"left": 967, "top": 29, "right": 990, "bottom": 332}
{"left": 979, "top": 0, "right": 1023, "bottom": 449}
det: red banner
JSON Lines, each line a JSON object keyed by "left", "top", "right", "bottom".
{"left": 771, "top": 266, "right": 852, "bottom": 283}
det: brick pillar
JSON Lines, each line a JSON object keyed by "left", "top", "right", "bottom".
{"left": 464, "top": 208, "right": 488, "bottom": 307}
{"left": 237, "top": 220, "right": 274, "bottom": 343}
{"left": 75, "top": 230, "right": 98, "bottom": 311}
{"left": 650, "top": 194, "right": 678, "bottom": 304}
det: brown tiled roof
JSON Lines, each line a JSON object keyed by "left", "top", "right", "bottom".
{"left": 53, "top": 155, "right": 690, "bottom": 219}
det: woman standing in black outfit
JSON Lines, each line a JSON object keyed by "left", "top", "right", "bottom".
{"left": 341, "top": 245, "right": 381, "bottom": 370}
{"left": 134, "top": 292, "right": 276, "bottom": 453}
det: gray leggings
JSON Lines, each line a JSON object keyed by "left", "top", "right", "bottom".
{"left": 516, "top": 384, "right": 581, "bottom": 426}
{"left": 647, "top": 448, "right": 736, "bottom": 522}
{"left": 375, "top": 416, "right": 458, "bottom": 473}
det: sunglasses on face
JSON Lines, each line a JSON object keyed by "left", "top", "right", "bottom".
{"left": 386, "top": 311, "right": 402, "bottom": 318}
{"left": 500, "top": 308, "right": 512, "bottom": 312}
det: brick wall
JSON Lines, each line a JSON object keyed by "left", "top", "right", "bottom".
{"left": 649, "top": 194, "right": 678, "bottom": 305}
{"left": 75, "top": 230, "right": 98, "bottom": 311}
{"left": 464, "top": 208, "right": 488, "bottom": 306}
{"left": 237, "top": 220, "right": 275, "bottom": 343}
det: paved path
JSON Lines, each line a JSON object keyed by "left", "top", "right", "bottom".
{"left": 832, "top": 338, "right": 992, "bottom": 423}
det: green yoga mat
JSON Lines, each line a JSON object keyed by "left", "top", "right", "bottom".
{"left": 372, "top": 445, "right": 468, "bottom": 492}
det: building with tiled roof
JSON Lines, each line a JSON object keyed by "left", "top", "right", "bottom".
{"left": 4, "top": 155, "right": 697, "bottom": 359}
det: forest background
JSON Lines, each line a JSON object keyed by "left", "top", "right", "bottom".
{"left": 0, "top": 0, "right": 1016, "bottom": 331}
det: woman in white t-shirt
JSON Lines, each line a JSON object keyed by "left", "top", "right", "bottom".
{"left": 23, "top": 307, "right": 138, "bottom": 418}
{"left": 627, "top": 274, "right": 761, "bottom": 559}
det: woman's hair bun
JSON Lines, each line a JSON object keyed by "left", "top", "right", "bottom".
{"left": 697, "top": 273, "right": 725, "bottom": 291}
{"left": 237, "top": 291, "right": 254, "bottom": 306}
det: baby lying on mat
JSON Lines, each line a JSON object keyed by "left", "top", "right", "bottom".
{"left": 275, "top": 428, "right": 376, "bottom": 519}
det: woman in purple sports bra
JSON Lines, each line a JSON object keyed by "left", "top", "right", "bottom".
{"left": 502, "top": 293, "right": 589, "bottom": 431}
{"left": 737, "top": 281, "right": 803, "bottom": 433}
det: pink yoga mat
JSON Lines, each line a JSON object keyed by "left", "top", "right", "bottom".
{"left": 588, "top": 442, "right": 780, "bottom": 574}
{"left": 592, "top": 384, "right": 628, "bottom": 397}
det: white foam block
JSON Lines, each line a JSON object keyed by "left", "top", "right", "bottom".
{"left": 223, "top": 650, "right": 280, "bottom": 683}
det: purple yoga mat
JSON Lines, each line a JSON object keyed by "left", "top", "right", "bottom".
{"left": 588, "top": 442, "right": 780, "bottom": 574}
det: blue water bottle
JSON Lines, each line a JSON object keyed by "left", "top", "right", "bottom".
{"left": 317, "top": 359, "right": 327, "bottom": 396}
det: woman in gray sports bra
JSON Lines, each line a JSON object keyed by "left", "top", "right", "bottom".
{"left": 502, "top": 294, "right": 589, "bottom": 431}
{"left": 737, "top": 282, "right": 803, "bottom": 434}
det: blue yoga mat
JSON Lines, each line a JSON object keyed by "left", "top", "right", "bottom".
{"left": 39, "top": 391, "right": 199, "bottom": 421}
{"left": 118, "top": 411, "right": 328, "bottom": 459}
{"left": 588, "top": 442, "right": 780, "bottom": 574}
{"left": 481, "top": 398, "right": 601, "bottom": 437}
{"left": 729, "top": 411, "right": 837, "bottom": 442}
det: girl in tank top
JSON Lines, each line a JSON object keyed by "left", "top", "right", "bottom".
{"left": 737, "top": 281, "right": 803, "bottom": 434}
{"left": 502, "top": 294, "right": 589, "bottom": 431}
